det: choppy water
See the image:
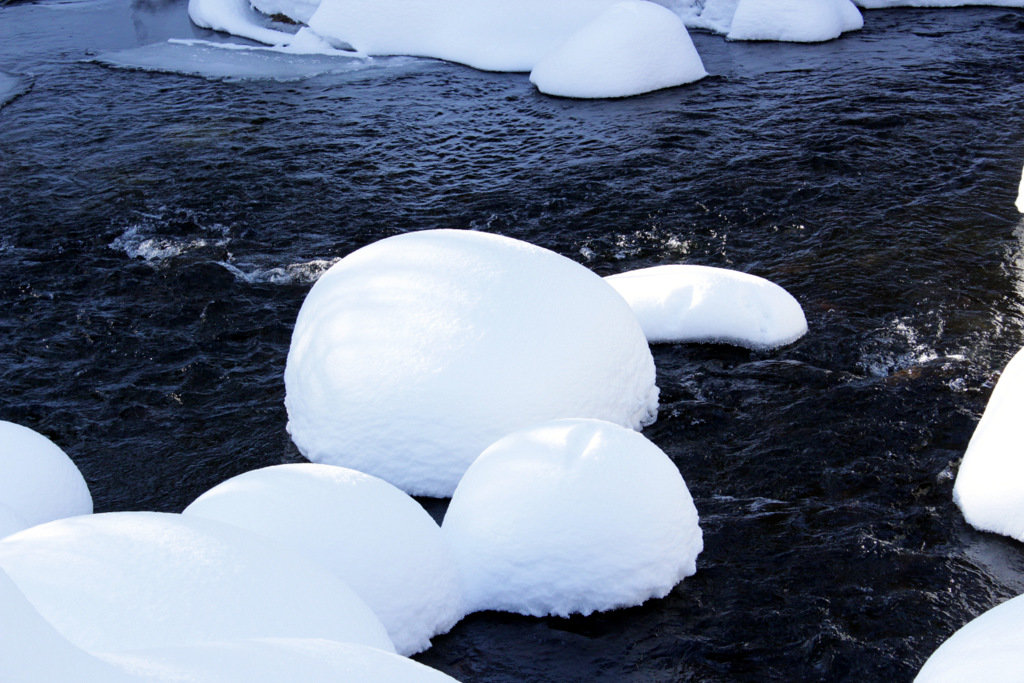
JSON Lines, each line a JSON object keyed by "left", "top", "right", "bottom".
{"left": 2, "top": 2, "right": 1024, "bottom": 680}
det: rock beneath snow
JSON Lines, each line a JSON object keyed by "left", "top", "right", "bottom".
{"left": 0, "top": 512, "right": 394, "bottom": 654}
{"left": 916, "top": 593, "right": 1024, "bottom": 682}
{"left": 529, "top": 1, "right": 706, "bottom": 99}
{"left": 727, "top": 0, "right": 863, "bottom": 42}
{"left": 954, "top": 347, "right": 1024, "bottom": 542}
{"left": 188, "top": 0, "right": 294, "bottom": 46}
{"left": 442, "top": 418, "right": 702, "bottom": 617}
{"left": 605, "top": 264, "right": 807, "bottom": 349}
{"left": 0, "top": 421, "right": 92, "bottom": 528}
{"left": 184, "top": 464, "right": 465, "bottom": 655}
{"left": 285, "top": 229, "right": 658, "bottom": 497}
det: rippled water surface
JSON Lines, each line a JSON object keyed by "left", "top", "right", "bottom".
{"left": 3, "top": 3, "right": 1024, "bottom": 680}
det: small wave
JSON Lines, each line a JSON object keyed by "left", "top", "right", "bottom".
{"left": 217, "top": 258, "right": 340, "bottom": 285}
{"left": 857, "top": 314, "right": 967, "bottom": 379}
{"left": 109, "top": 221, "right": 230, "bottom": 264}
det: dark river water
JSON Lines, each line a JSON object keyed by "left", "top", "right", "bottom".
{"left": 3, "top": 2, "right": 1024, "bottom": 680}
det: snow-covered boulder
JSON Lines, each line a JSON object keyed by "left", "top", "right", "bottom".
{"left": 605, "top": 264, "right": 807, "bottom": 349}
{"left": 184, "top": 464, "right": 464, "bottom": 655}
{"left": 188, "top": 0, "right": 295, "bottom": 46}
{"left": 954, "top": 347, "right": 1024, "bottom": 541}
{"left": 285, "top": 229, "right": 658, "bottom": 497}
{"left": 916, "top": 593, "right": 1024, "bottom": 682}
{"left": 529, "top": 1, "right": 706, "bottom": 99}
{"left": 1016, "top": 163, "right": 1024, "bottom": 213}
{"left": 0, "top": 512, "right": 394, "bottom": 653}
{"left": 442, "top": 418, "right": 702, "bottom": 616}
{"left": 727, "top": 0, "right": 863, "bottom": 42}
{"left": 0, "top": 421, "right": 92, "bottom": 528}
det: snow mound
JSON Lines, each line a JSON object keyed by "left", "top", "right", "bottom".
{"left": 1017, "top": 163, "right": 1024, "bottom": 213}
{"left": 529, "top": 1, "right": 706, "bottom": 99}
{"left": 0, "top": 421, "right": 92, "bottom": 528}
{"left": 727, "top": 0, "right": 863, "bottom": 42}
{"left": 605, "top": 264, "right": 807, "bottom": 349}
{"left": 954, "top": 347, "right": 1024, "bottom": 542}
{"left": 184, "top": 464, "right": 465, "bottom": 655}
{"left": 442, "top": 418, "right": 702, "bottom": 616}
{"left": 0, "top": 511, "right": 394, "bottom": 653}
{"left": 916, "top": 593, "right": 1024, "bottom": 682}
{"left": 188, "top": 0, "right": 294, "bottom": 46}
{"left": 285, "top": 229, "right": 658, "bottom": 497}
{"left": 0, "top": 502, "right": 29, "bottom": 540}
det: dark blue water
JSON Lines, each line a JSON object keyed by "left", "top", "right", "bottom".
{"left": 2, "top": 2, "right": 1024, "bottom": 679}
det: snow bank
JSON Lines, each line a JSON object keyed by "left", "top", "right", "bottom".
{"left": 954, "top": 347, "right": 1024, "bottom": 541}
{"left": 285, "top": 229, "right": 658, "bottom": 497}
{"left": 184, "top": 464, "right": 464, "bottom": 655}
{"left": 916, "top": 593, "right": 1024, "bottom": 682}
{"left": 727, "top": 0, "right": 863, "bottom": 42}
{"left": 0, "top": 421, "right": 92, "bottom": 528}
{"left": 442, "top": 418, "right": 702, "bottom": 616}
{"left": 1017, "top": 163, "right": 1024, "bottom": 213}
{"left": 0, "top": 512, "right": 394, "bottom": 653}
{"left": 188, "top": 0, "right": 294, "bottom": 46}
{"left": 529, "top": 1, "right": 706, "bottom": 99}
{"left": 605, "top": 264, "right": 807, "bottom": 349}
{"left": 0, "top": 502, "right": 28, "bottom": 540}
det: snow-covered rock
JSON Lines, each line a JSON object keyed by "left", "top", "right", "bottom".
{"left": 0, "top": 421, "right": 92, "bottom": 528}
{"left": 0, "top": 512, "right": 394, "bottom": 653}
{"left": 529, "top": 1, "right": 706, "bottom": 99}
{"left": 184, "top": 464, "right": 464, "bottom": 655}
{"left": 916, "top": 593, "right": 1024, "bottom": 682}
{"left": 954, "top": 347, "right": 1024, "bottom": 542}
{"left": 605, "top": 264, "right": 807, "bottom": 349}
{"left": 442, "top": 418, "right": 702, "bottom": 616}
{"left": 188, "top": 0, "right": 295, "bottom": 46}
{"left": 285, "top": 229, "right": 658, "bottom": 497}
{"left": 1016, "top": 163, "right": 1024, "bottom": 213}
{"left": 727, "top": 0, "right": 863, "bottom": 42}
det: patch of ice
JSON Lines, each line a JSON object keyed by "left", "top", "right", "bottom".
{"left": 443, "top": 418, "right": 702, "bottom": 616}
{"left": 285, "top": 229, "right": 658, "bottom": 497}
{"left": 916, "top": 593, "right": 1024, "bottom": 682}
{"left": 529, "top": 1, "right": 707, "bottom": 99}
{"left": 0, "top": 72, "right": 28, "bottom": 109}
{"left": 727, "top": 0, "right": 863, "bottom": 42}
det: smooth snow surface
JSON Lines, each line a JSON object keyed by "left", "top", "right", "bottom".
{"left": 0, "top": 421, "right": 92, "bottom": 528}
{"left": 0, "top": 502, "right": 29, "bottom": 539}
{"left": 285, "top": 229, "right": 658, "bottom": 497}
{"left": 529, "top": 1, "right": 706, "bottom": 99}
{"left": 916, "top": 593, "right": 1024, "bottom": 682}
{"left": 727, "top": 0, "right": 863, "bottom": 42}
{"left": 1017, "top": 163, "right": 1024, "bottom": 213}
{"left": 0, "top": 512, "right": 394, "bottom": 653}
{"left": 184, "top": 464, "right": 465, "bottom": 655}
{"left": 443, "top": 418, "right": 702, "bottom": 616}
{"left": 605, "top": 265, "right": 807, "bottom": 349}
{"left": 953, "top": 347, "right": 1024, "bottom": 541}
{"left": 308, "top": 0, "right": 620, "bottom": 72}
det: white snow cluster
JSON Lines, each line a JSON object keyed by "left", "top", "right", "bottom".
{"left": 673, "top": 0, "right": 862, "bottom": 41}
{"left": 1017, "top": 163, "right": 1024, "bottom": 213}
{"left": 184, "top": 464, "right": 465, "bottom": 655}
{"left": 284, "top": 229, "right": 658, "bottom": 497}
{"left": 605, "top": 264, "right": 808, "bottom": 349}
{"left": 443, "top": 419, "right": 703, "bottom": 616}
{"left": 0, "top": 421, "right": 92, "bottom": 538}
{"left": 916, "top": 593, "right": 1024, "bottom": 682}
{"left": 953, "top": 347, "right": 1024, "bottom": 542}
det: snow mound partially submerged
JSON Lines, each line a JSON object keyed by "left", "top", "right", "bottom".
{"left": 184, "top": 464, "right": 465, "bottom": 655}
{"left": 605, "top": 264, "right": 807, "bottom": 349}
{"left": 443, "top": 418, "right": 702, "bottom": 616}
{"left": 0, "top": 512, "right": 394, "bottom": 653}
{"left": 916, "top": 593, "right": 1024, "bottom": 682}
{"left": 954, "top": 347, "right": 1024, "bottom": 541}
{"left": 530, "top": 1, "right": 706, "bottom": 99}
{"left": 285, "top": 229, "right": 658, "bottom": 497}
{"left": 188, "top": 0, "right": 294, "bottom": 46}
{"left": 0, "top": 421, "right": 92, "bottom": 529}
{"left": 1017, "top": 163, "right": 1024, "bottom": 213}
{"left": 727, "top": 0, "right": 863, "bottom": 42}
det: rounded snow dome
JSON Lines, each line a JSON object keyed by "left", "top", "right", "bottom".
{"left": 184, "top": 464, "right": 465, "bottom": 655}
{"left": 285, "top": 229, "right": 659, "bottom": 497}
{"left": 0, "top": 512, "right": 394, "bottom": 654}
{"left": 442, "top": 418, "right": 702, "bottom": 617}
{"left": 0, "top": 421, "right": 92, "bottom": 527}
{"left": 0, "top": 502, "right": 29, "bottom": 540}
{"left": 916, "top": 593, "right": 1024, "bottom": 682}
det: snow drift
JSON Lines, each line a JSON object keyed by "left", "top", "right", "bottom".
{"left": 916, "top": 593, "right": 1024, "bottom": 682}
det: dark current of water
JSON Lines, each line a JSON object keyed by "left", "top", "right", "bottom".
{"left": 2, "top": 2, "right": 1024, "bottom": 680}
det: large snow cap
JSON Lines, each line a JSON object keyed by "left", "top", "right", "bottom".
{"left": 727, "top": 0, "right": 863, "bottom": 42}
{"left": 184, "top": 464, "right": 465, "bottom": 655}
{"left": 442, "top": 418, "right": 702, "bottom": 616}
{"left": 0, "top": 512, "right": 394, "bottom": 653}
{"left": 285, "top": 229, "right": 658, "bottom": 497}
{"left": 916, "top": 593, "right": 1024, "bottom": 682}
{"left": 605, "top": 264, "right": 807, "bottom": 349}
{"left": 308, "top": 0, "right": 620, "bottom": 71}
{"left": 529, "top": 1, "right": 707, "bottom": 99}
{"left": 953, "top": 347, "right": 1024, "bottom": 541}
{"left": 0, "top": 421, "right": 92, "bottom": 527}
